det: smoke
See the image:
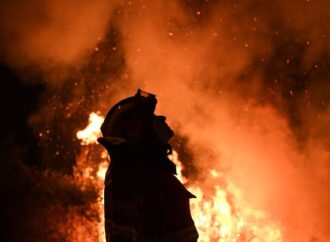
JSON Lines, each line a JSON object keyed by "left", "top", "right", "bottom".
{"left": 109, "top": 0, "right": 329, "bottom": 241}
{"left": 0, "top": 0, "right": 118, "bottom": 80}
{"left": 1, "top": 0, "right": 329, "bottom": 241}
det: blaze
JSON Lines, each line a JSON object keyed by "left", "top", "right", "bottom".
{"left": 76, "top": 112, "right": 104, "bottom": 145}
{"left": 77, "top": 112, "right": 283, "bottom": 242}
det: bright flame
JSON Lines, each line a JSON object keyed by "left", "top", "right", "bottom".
{"left": 76, "top": 112, "right": 103, "bottom": 145}
{"left": 170, "top": 151, "right": 283, "bottom": 242}
{"left": 77, "top": 112, "right": 106, "bottom": 242}
{"left": 77, "top": 112, "right": 283, "bottom": 242}
{"left": 97, "top": 159, "right": 108, "bottom": 180}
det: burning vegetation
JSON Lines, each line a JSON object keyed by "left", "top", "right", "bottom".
{"left": 0, "top": 0, "right": 329, "bottom": 241}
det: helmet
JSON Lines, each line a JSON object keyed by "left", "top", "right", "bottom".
{"left": 100, "top": 89, "right": 157, "bottom": 139}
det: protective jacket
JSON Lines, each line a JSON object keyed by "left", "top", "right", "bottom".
{"left": 98, "top": 137, "right": 199, "bottom": 242}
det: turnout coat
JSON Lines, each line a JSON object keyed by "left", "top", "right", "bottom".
{"left": 99, "top": 137, "right": 198, "bottom": 242}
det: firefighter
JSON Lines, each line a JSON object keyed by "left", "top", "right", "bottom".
{"left": 98, "top": 89, "right": 198, "bottom": 242}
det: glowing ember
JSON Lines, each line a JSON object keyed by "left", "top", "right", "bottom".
{"left": 77, "top": 112, "right": 283, "bottom": 242}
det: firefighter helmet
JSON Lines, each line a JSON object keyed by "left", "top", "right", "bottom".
{"left": 100, "top": 89, "right": 157, "bottom": 139}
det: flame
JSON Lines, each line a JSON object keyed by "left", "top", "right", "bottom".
{"left": 76, "top": 112, "right": 103, "bottom": 145}
{"left": 77, "top": 112, "right": 283, "bottom": 242}
{"left": 170, "top": 152, "right": 283, "bottom": 242}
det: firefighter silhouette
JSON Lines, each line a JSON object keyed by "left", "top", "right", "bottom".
{"left": 98, "top": 89, "right": 198, "bottom": 242}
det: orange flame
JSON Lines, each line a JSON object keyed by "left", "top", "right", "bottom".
{"left": 77, "top": 112, "right": 283, "bottom": 242}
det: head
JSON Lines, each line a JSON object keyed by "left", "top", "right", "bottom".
{"left": 100, "top": 89, "right": 174, "bottom": 145}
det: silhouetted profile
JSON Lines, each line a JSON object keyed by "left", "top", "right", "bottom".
{"left": 98, "top": 89, "right": 198, "bottom": 242}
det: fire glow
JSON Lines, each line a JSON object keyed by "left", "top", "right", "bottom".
{"left": 77, "top": 112, "right": 283, "bottom": 242}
